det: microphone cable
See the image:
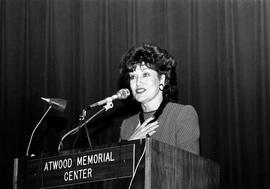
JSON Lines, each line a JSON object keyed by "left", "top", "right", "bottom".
{"left": 127, "top": 140, "right": 147, "bottom": 189}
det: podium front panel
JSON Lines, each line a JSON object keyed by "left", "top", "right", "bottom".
{"left": 16, "top": 144, "right": 135, "bottom": 188}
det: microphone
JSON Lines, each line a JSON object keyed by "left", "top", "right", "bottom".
{"left": 58, "top": 91, "right": 127, "bottom": 151}
{"left": 89, "top": 88, "right": 130, "bottom": 108}
{"left": 41, "top": 97, "right": 67, "bottom": 112}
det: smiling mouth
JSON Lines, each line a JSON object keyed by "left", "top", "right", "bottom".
{"left": 136, "top": 88, "right": 146, "bottom": 94}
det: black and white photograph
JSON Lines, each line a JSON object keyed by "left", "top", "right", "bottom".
{"left": 1, "top": 0, "right": 269, "bottom": 188}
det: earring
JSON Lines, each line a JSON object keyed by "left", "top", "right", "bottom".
{"left": 159, "top": 84, "right": 164, "bottom": 91}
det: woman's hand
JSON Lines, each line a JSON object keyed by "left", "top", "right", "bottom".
{"left": 128, "top": 117, "right": 159, "bottom": 141}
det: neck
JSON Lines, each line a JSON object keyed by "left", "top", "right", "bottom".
{"left": 141, "top": 96, "right": 163, "bottom": 112}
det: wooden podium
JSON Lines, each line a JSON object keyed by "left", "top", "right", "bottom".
{"left": 13, "top": 139, "right": 219, "bottom": 189}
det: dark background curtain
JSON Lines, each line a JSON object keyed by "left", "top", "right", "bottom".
{"left": 1, "top": 0, "right": 270, "bottom": 188}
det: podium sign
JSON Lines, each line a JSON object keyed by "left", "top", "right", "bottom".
{"left": 16, "top": 144, "right": 135, "bottom": 188}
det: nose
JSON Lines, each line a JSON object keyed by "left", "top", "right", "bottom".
{"left": 135, "top": 76, "right": 142, "bottom": 86}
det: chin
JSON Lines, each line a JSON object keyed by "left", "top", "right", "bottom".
{"left": 134, "top": 96, "right": 146, "bottom": 103}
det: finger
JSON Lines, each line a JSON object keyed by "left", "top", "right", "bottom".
{"left": 143, "top": 124, "right": 159, "bottom": 133}
{"left": 135, "top": 122, "right": 141, "bottom": 129}
{"left": 139, "top": 123, "right": 159, "bottom": 135}
{"left": 136, "top": 121, "right": 158, "bottom": 133}
{"left": 141, "top": 117, "right": 155, "bottom": 127}
{"left": 147, "top": 130, "right": 156, "bottom": 137}
{"left": 142, "top": 120, "right": 159, "bottom": 130}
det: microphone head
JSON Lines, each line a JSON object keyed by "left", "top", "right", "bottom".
{"left": 117, "top": 88, "right": 130, "bottom": 99}
{"left": 41, "top": 97, "right": 67, "bottom": 112}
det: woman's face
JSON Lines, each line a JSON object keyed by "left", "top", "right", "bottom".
{"left": 129, "top": 64, "right": 164, "bottom": 105}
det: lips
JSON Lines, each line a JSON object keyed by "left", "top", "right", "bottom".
{"left": 136, "top": 88, "right": 146, "bottom": 94}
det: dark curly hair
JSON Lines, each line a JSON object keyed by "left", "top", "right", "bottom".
{"left": 119, "top": 43, "right": 178, "bottom": 101}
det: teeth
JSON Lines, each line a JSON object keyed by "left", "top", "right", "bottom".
{"left": 136, "top": 88, "right": 146, "bottom": 93}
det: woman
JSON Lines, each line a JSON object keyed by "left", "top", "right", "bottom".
{"left": 119, "top": 43, "right": 200, "bottom": 155}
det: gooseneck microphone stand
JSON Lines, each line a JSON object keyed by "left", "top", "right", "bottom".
{"left": 80, "top": 109, "right": 93, "bottom": 149}
{"left": 26, "top": 105, "right": 52, "bottom": 157}
{"left": 72, "top": 109, "right": 93, "bottom": 149}
{"left": 57, "top": 101, "right": 114, "bottom": 152}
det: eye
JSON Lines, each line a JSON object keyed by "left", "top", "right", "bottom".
{"left": 129, "top": 74, "right": 136, "bottom": 80}
{"left": 143, "top": 72, "right": 150, "bottom": 77}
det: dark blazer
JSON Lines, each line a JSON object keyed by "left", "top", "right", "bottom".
{"left": 120, "top": 102, "right": 200, "bottom": 155}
